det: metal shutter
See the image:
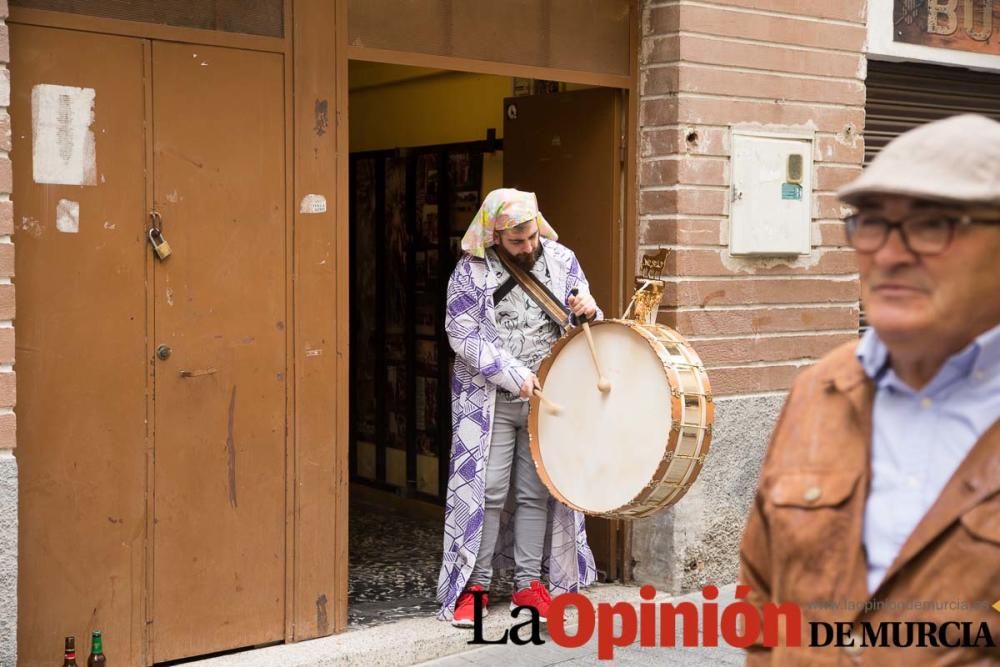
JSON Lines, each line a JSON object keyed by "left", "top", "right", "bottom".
{"left": 865, "top": 59, "right": 1000, "bottom": 165}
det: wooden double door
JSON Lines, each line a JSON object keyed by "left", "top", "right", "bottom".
{"left": 13, "top": 25, "right": 288, "bottom": 665}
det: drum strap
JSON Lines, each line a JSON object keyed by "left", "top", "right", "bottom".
{"left": 493, "top": 248, "right": 572, "bottom": 330}
{"left": 492, "top": 277, "right": 519, "bottom": 307}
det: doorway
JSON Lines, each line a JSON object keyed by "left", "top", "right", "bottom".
{"left": 346, "top": 61, "right": 627, "bottom": 625}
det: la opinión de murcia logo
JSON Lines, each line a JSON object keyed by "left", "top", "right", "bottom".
{"left": 467, "top": 585, "right": 998, "bottom": 660}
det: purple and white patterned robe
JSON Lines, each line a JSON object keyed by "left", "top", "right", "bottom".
{"left": 436, "top": 238, "right": 600, "bottom": 620}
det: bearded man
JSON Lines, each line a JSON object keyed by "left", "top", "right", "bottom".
{"left": 436, "top": 188, "right": 600, "bottom": 628}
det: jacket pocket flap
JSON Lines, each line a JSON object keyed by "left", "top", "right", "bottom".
{"left": 959, "top": 500, "right": 1000, "bottom": 544}
{"left": 770, "top": 471, "right": 860, "bottom": 508}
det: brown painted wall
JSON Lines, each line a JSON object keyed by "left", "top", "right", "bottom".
{"left": 639, "top": 0, "right": 867, "bottom": 396}
{"left": 0, "top": 0, "right": 12, "bottom": 449}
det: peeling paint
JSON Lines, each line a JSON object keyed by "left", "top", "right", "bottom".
{"left": 31, "top": 84, "right": 97, "bottom": 186}
{"left": 314, "top": 99, "right": 329, "bottom": 136}
{"left": 719, "top": 248, "right": 824, "bottom": 273}
{"left": 56, "top": 199, "right": 80, "bottom": 233}
{"left": 316, "top": 594, "right": 329, "bottom": 635}
{"left": 103, "top": 221, "right": 116, "bottom": 230}
{"left": 165, "top": 189, "right": 181, "bottom": 204}
{"left": 18, "top": 216, "right": 42, "bottom": 238}
{"left": 305, "top": 348, "right": 323, "bottom": 358}
{"left": 165, "top": 288, "right": 175, "bottom": 307}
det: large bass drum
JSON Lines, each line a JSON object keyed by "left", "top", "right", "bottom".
{"left": 528, "top": 319, "right": 713, "bottom": 519}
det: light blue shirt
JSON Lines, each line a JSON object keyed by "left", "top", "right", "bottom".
{"left": 857, "top": 322, "right": 1000, "bottom": 594}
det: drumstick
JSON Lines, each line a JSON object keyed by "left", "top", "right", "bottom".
{"left": 570, "top": 289, "right": 612, "bottom": 393}
{"left": 533, "top": 388, "right": 563, "bottom": 415}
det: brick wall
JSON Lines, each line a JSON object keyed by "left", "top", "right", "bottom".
{"left": 639, "top": 0, "right": 867, "bottom": 396}
{"left": 0, "top": 0, "right": 12, "bottom": 448}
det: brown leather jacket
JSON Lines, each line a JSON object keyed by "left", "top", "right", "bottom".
{"left": 739, "top": 342, "right": 1000, "bottom": 666}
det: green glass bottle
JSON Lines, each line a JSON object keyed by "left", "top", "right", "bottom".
{"left": 62, "top": 636, "right": 78, "bottom": 667}
{"left": 87, "top": 631, "right": 106, "bottom": 666}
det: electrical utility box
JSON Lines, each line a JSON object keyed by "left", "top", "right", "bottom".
{"left": 729, "top": 129, "right": 813, "bottom": 255}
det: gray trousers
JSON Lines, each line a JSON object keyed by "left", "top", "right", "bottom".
{"left": 468, "top": 399, "right": 551, "bottom": 590}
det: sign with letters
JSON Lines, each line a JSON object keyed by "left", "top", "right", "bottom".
{"left": 894, "top": 0, "right": 997, "bottom": 55}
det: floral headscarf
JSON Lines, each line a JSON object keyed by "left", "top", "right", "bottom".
{"left": 460, "top": 188, "right": 558, "bottom": 258}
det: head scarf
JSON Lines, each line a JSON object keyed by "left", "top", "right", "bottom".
{"left": 460, "top": 188, "right": 558, "bottom": 258}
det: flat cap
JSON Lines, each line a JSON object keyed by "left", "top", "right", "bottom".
{"left": 837, "top": 113, "right": 1000, "bottom": 207}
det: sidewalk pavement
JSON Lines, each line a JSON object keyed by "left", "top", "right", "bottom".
{"left": 188, "top": 583, "right": 744, "bottom": 667}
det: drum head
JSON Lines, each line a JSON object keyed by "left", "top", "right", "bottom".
{"left": 532, "top": 321, "right": 673, "bottom": 514}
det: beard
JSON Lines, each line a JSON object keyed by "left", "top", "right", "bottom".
{"left": 510, "top": 245, "right": 541, "bottom": 270}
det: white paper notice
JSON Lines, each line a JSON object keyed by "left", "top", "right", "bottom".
{"left": 55, "top": 199, "right": 80, "bottom": 233}
{"left": 299, "top": 194, "right": 327, "bottom": 214}
{"left": 32, "top": 84, "right": 97, "bottom": 186}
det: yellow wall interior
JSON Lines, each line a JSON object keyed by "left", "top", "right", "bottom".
{"left": 349, "top": 61, "right": 511, "bottom": 193}
{"left": 348, "top": 62, "right": 598, "bottom": 195}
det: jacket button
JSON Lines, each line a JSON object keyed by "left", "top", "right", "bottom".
{"left": 803, "top": 486, "right": 822, "bottom": 503}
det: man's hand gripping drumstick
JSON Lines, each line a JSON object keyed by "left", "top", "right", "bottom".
{"left": 569, "top": 288, "right": 611, "bottom": 393}
{"left": 520, "top": 374, "right": 563, "bottom": 415}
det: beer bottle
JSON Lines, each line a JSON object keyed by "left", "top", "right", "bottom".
{"left": 62, "top": 636, "right": 78, "bottom": 667}
{"left": 87, "top": 631, "right": 106, "bottom": 666}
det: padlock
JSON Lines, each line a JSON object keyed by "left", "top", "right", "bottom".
{"left": 149, "top": 228, "right": 172, "bottom": 260}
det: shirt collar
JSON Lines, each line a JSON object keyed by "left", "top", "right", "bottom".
{"left": 971, "top": 320, "right": 1000, "bottom": 378}
{"left": 856, "top": 321, "right": 1000, "bottom": 393}
{"left": 856, "top": 328, "right": 890, "bottom": 383}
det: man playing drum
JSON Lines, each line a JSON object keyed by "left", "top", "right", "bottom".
{"left": 436, "top": 188, "right": 600, "bottom": 627}
{"left": 740, "top": 114, "right": 1000, "bottom": 664}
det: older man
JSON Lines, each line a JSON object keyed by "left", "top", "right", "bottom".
{"left": 739, "top": 114, "right": 1000, "bottom": 665}
{"left": 436, "top": 188, "right": 600, "bottom": 627}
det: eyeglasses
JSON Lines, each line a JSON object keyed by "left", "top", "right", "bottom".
{"left": 842, "top": 208, "right": 1000, "bottom": 255}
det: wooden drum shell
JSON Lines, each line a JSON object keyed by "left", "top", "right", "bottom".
{"left": 528, "top": 319, "right": 714, "bottom": 519}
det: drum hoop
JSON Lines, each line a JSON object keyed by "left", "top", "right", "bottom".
{"left": 529, "top": 319, "right": 714, "bottom": 517}
{"left": 629, "top": 323, "right": 715, "bottom": 512}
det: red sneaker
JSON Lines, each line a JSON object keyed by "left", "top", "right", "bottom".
{"left": 452, "top": 584, "right": 488, "bottom": 628}
{"left": 510, "top": 580, "right": 552, "bottom": 622}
